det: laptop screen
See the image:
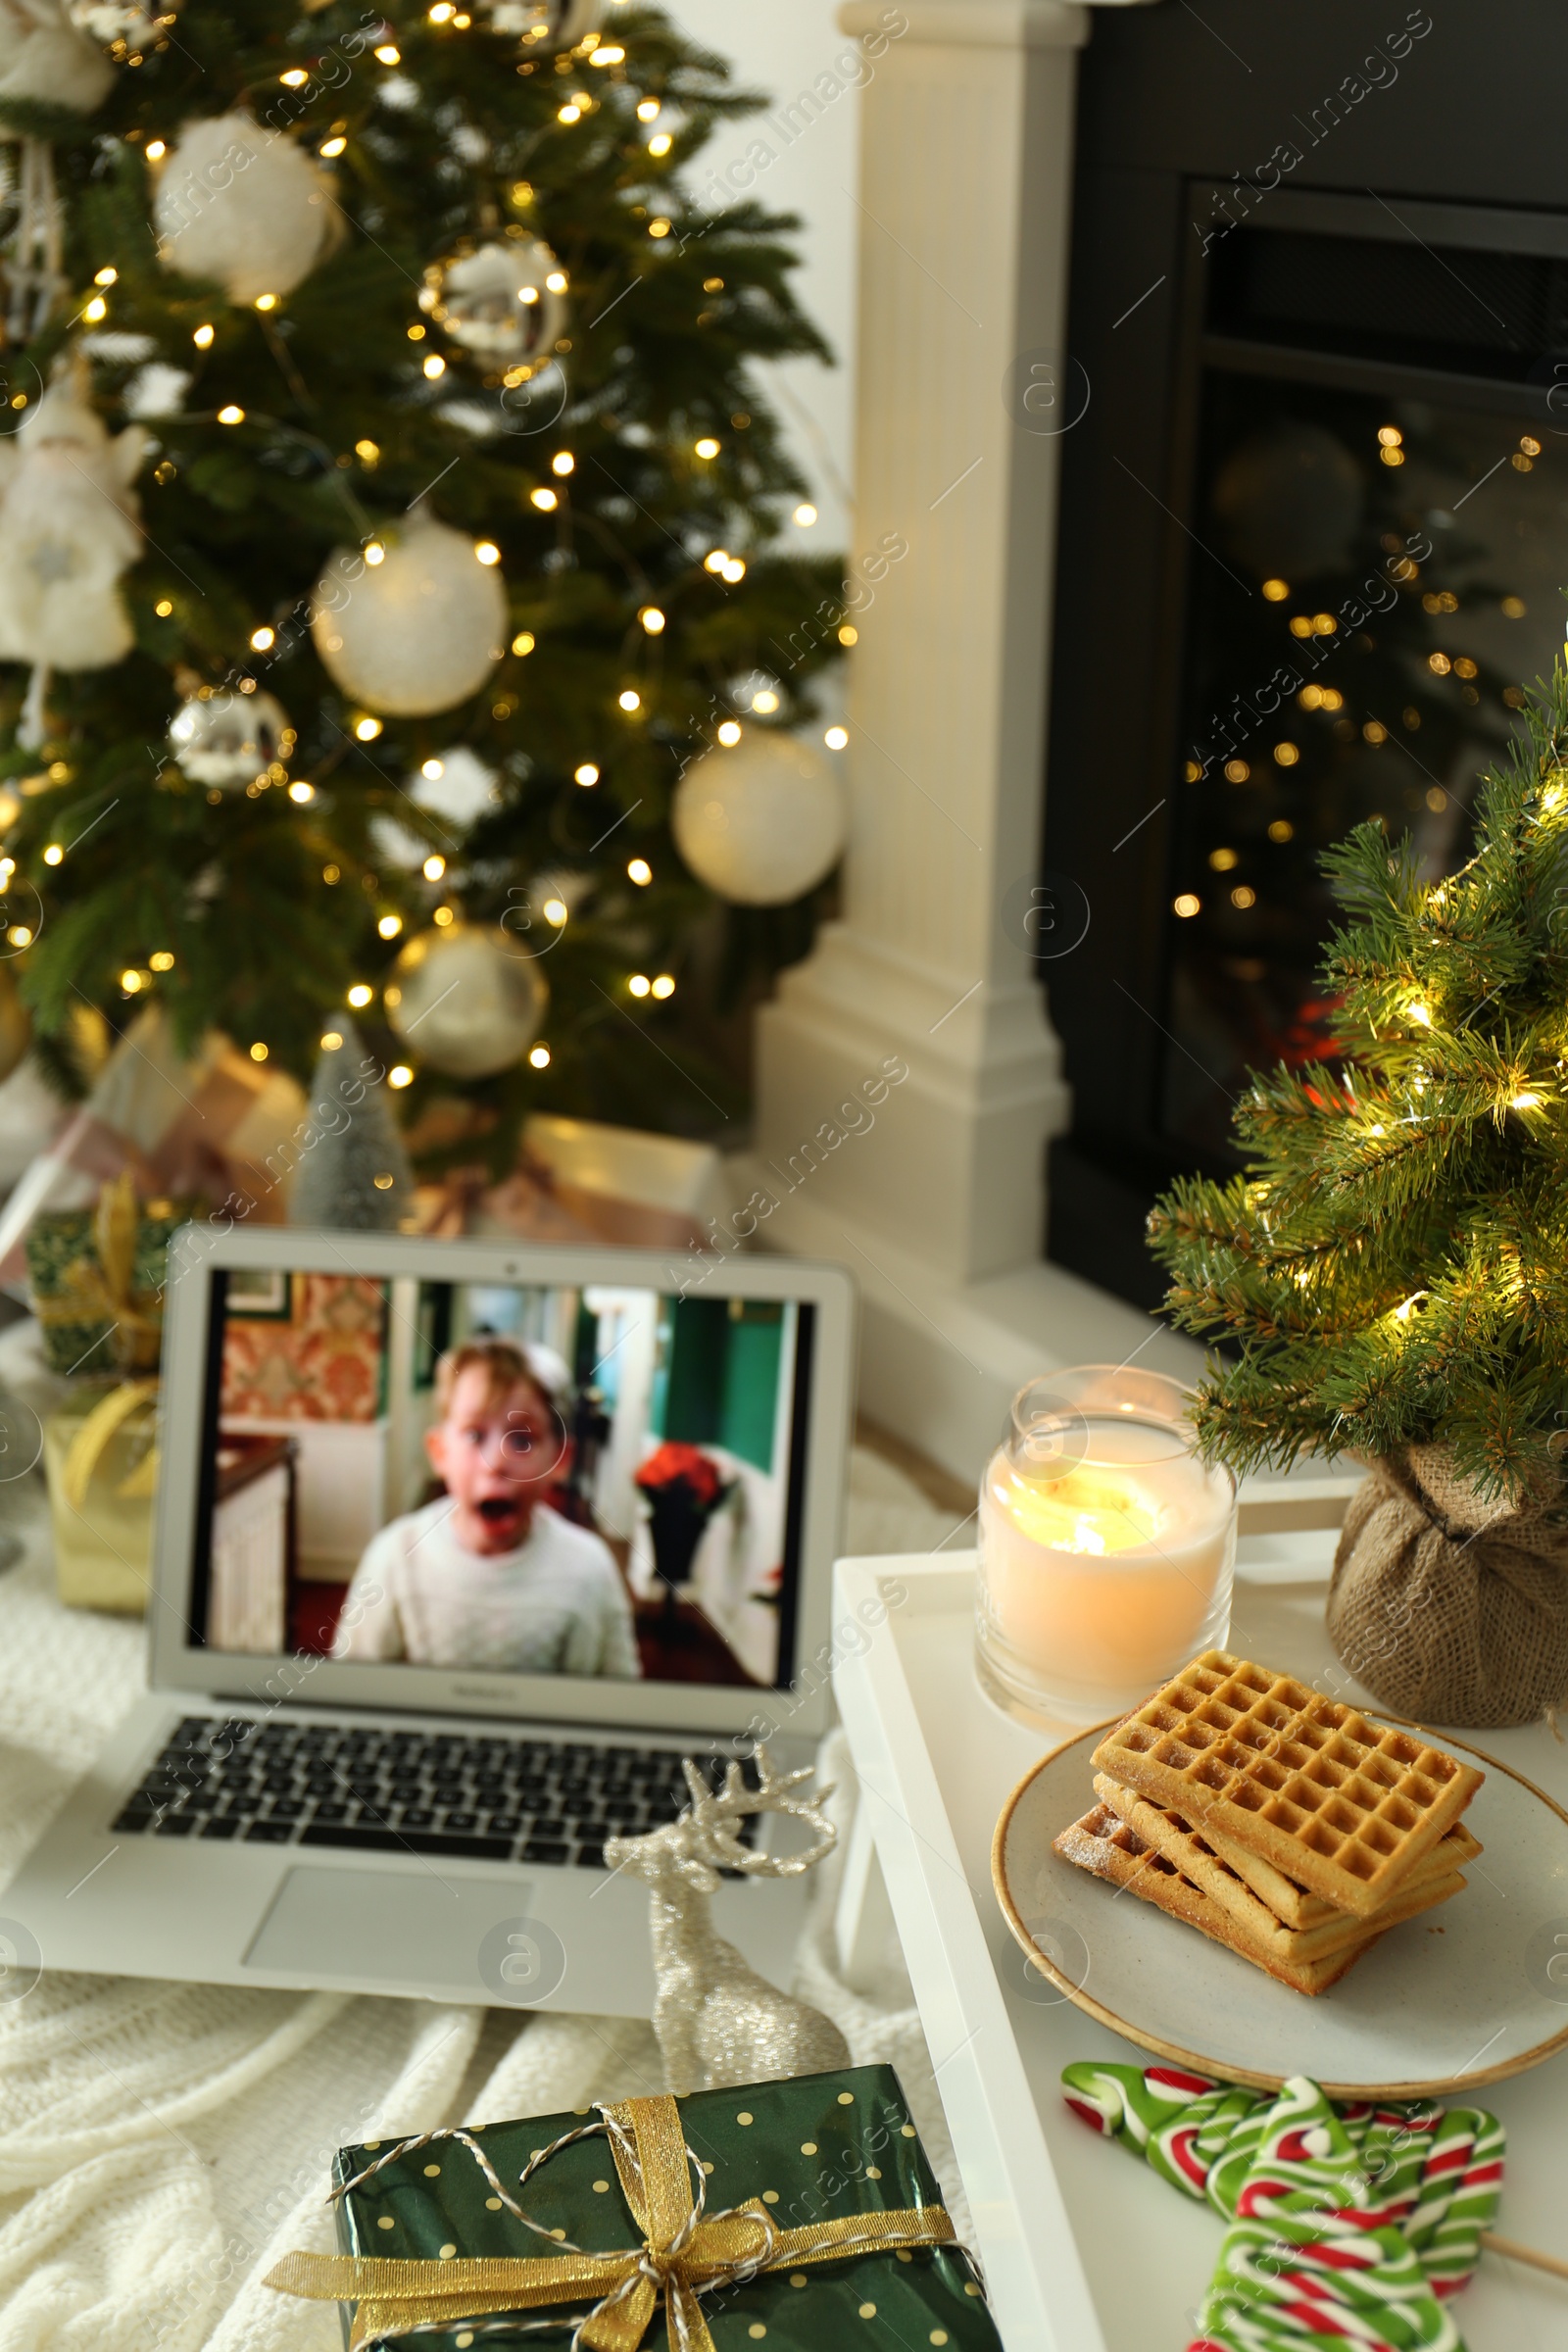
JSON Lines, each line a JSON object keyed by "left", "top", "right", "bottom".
{"left": 186, "top": 1266, "right": 815, "bottom": 1696}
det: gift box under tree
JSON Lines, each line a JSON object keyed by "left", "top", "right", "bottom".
{"left": 267, "top": 2064, "right": 997, "bottom": 2352}
{"left": 26, "top": 1174, "right": 177, "bottom": 1611}
{"left": 40, "top": 1379, "right": 158, "bottom": 1612}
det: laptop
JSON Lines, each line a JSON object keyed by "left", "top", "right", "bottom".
{"left": 4, "top": 1227, "right": 856, "bottom": 2016}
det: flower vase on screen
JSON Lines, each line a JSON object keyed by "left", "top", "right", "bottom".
{"left": 635, "top": 1442, "right": 734, "bottom": 1627}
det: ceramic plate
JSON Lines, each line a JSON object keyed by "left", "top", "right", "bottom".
{"left": 992, "top": 1722, "right": 1568, "bottom": 2096}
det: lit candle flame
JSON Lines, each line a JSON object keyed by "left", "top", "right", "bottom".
{"left": 1000, "top": 1468, "right": 1160, "bottom": 1555}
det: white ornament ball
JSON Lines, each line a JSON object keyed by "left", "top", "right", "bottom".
{"left": 311, "top": 512, "right": 508, "bottom": 717}
{"left": 154, "top": 114, "right": 343, "bottom": 306}
{"left": 385, "top": 923, "right": 548, "bottom": 1079}
{"left": 169, "top": 688, "right": 290, "bottom": 789}
{"left": 0, "top": 0, "right": 114, "bottom": 108}
{"left": 672, "top": 731, "right": 846, "bottom": 906}
{"left": 431, "top": 239, "right": 566, "bottom": 367}
{"left": 485, "top": 0, "right": 600, "bottom": 45}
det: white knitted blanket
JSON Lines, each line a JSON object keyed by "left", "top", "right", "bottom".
{"left": 0, "top": 1446, "right": 970, "bottom": 2349}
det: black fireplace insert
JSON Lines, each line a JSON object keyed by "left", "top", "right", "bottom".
{"left": 1044, "top": 0, "right": 1568, "bottom": 1310}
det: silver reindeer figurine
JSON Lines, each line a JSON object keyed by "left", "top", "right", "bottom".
{"left": 605, "top": 1745, "right": 851, "bottom": 2094}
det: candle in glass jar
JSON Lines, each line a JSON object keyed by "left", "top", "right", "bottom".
{"left": 976, "top": 1402, "right": 1236, "bottom": 1723}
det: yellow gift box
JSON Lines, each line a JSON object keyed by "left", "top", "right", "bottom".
{"left": 42, "top": 1380, "right": 159, "bottom": 1614}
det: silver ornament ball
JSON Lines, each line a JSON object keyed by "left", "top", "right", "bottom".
{"left": 672, "top": 730, "right": 847, "bottom": 906}
{"left": 168, "top": 688, "right": 291, "bottom": 789}
{"left": 384, "top": 922, "right": 548, "bottom": 1078}
{"left": 429, "top": 240, "right": 566, "bottom": 367}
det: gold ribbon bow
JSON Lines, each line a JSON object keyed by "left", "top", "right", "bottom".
{"left": 61, "top": 1378, "right": 159, "bottom": 1509}
{"left": 34, "top": 1172, "right": 165, "bottom": 1376}
{"left": 265, "top": 2093, "right": 957, "bottom": 2352}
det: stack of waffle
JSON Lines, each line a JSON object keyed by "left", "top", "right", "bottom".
{"left": 1054, "top": 1651, "right": 1485, "bottom": 1996}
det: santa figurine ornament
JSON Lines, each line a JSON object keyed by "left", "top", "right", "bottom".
{"left": 0, "top": 365, "right": 148, "bottom": 746}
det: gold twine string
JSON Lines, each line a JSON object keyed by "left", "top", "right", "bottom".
{"left": 333, "top": 2122, "right": 590, "bottom": 2252}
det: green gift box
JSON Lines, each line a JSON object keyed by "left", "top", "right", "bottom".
{"left": 24, "top": 1174, "right": 184, "bottom": 1377}
{"left": 267, "top": 2064, "right": 1001, "bottom": 2352}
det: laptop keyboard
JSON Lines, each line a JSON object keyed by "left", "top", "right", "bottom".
{"left": 111, "top": 1718, "right": 760, "bottom": 1872}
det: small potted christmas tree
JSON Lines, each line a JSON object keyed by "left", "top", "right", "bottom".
{"left": 1149, "top": 642, "right": 1568, "bottom": 1730}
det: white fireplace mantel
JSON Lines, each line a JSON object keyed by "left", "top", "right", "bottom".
{"left": 748, "top": 0, "right": 1199, "bottom": 1483}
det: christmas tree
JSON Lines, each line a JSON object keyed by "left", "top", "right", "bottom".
{"left": 0, "top": 0, "right": 846, "bottom": 1161}
{"left": 1149, "top": 633, "right": 1568, "bottom": 1500}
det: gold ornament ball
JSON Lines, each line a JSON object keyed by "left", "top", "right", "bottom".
{"left": 384, "top": 922, "right": 548, "bottom": 1078}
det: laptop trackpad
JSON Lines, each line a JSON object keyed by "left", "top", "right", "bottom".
{"left": 243, "top": 1866, "right": 551, "bottom": 1999}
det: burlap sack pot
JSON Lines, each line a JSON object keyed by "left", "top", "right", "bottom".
{"left": 1326, "top": 1444, "right": 1568, "bottom": 1729}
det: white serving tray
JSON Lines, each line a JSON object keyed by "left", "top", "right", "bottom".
{"left": 831, "top": 1539, "right": 1568, "bottom": 2352}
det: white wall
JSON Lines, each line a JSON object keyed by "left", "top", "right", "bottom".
{"left": 662, "top": 0, "right": 858, "bottom": 549}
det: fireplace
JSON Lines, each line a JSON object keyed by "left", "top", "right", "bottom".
{"left": 1043, "top": 2, "right": 1568, "bottom": 1309}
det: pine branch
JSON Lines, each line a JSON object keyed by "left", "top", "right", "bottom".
{"left": 1152, "top": 644, "right": 1568, "bottom": 1488}
{"left": 0, "top": 97, "right": 92, "bottom": 143}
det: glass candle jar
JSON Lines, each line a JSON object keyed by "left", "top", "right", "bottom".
{"left": 975, "top": 1365, "right": 1237, "bottom": 1727}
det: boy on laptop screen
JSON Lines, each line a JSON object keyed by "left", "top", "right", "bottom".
{"left": 198, "top": 1272, "right": 810, "bottom": 1691}
{"left": 331, "top": 1338, "right": 640, "bottom": 1677}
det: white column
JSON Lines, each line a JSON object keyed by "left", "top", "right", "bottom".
{"left": 756, "top": 0, "right": 1089, "bottom": 1287}
{"left": 749, "top": 0, "right": 1195, "bottom": 1478}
